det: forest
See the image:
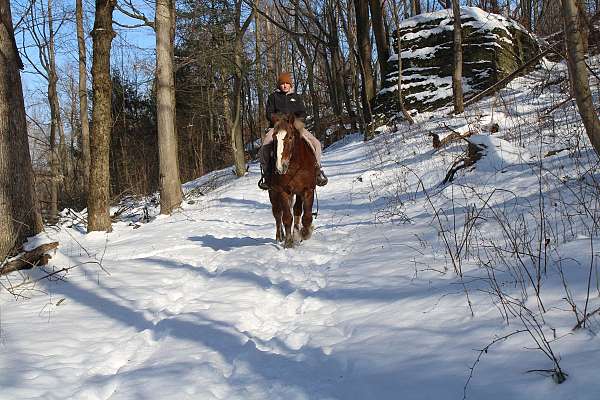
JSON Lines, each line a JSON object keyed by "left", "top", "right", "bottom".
{"left": 2, "top": 0, "right": 598, "bottom": 253}
{"left": 1, "top": 1, "right": 600, "bottom": 398}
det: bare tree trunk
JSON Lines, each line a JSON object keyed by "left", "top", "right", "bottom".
{"left": 369, "top": 0, "right": 391, "bottom": 85}
{"left": 342, "top": 0, "right": 364, "bottom": 122}
{"left": 254, "top": 0, "right": 266, "bottom": 138}
{"left": 88, "top": 0, "right": 116, "bottom": 232}
{"left": 411, "top": 0, "right": 421, "bottom": 15}
{"left": 46, "top": 0, "right": 64, "bottom": 223}
{"left": 521, "top": 0, "right": 532, "bottom": 30}
{"left": 291, "top": 7, "right": 320, "bottom": 129}
{"left": 329, "top": 5, "right": 350, "bottom": 116}
{"left": 490, "top": 0, "right": 500, "bottom": 13}
{"left": 390, "top": 0, "right": 415, "bottom": 124}
{"left": 562, "top": 0, "right": 600, "bottom": 156}
{"left": 156, "top": 0, "right": 182, "bottom": 214}
{"left": 228, "top": 1, "right": 253, "bottom": 177}
{"left": 230, "top": 51, "right": 247, "bottom": 177}
{"left": 0, "top": 0, "right": 43, "bottom": 260}
{"left": 452, "top": 1, "right": 465, "bottom": 114}
{"left": 353, "top": 0, "right": 376, "bottom": 122}
{"left": 76, "top": 0, "right": 91, "bottom": 200}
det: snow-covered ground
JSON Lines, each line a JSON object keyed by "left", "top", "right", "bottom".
{"left": 2, "top": 59, "right": 600, "bottom": 399}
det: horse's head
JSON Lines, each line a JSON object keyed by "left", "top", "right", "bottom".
{"left": 272, "top": 113, "right": 304, "bottom": 175}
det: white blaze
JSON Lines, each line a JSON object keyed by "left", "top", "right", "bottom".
{"left": 275, "top": 130, "right": 287, "bottom": 172}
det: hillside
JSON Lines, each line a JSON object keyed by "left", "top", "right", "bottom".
{"left": 1, "top": 58, "right": 600, "bottom": 399}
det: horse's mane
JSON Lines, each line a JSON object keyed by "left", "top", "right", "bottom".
{"left": 293, "top": 118, "right": 304, "bottom": 132}
{"left": 273, "top": 113, "right": 305, "bottom": 136}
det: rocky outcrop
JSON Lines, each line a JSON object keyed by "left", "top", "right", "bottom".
{"left": 373, "top": 7, "right": 540, "bottom": 119}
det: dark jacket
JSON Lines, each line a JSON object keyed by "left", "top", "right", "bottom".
{"left": 266, "top": 89, "right": 306, "bottom": 127}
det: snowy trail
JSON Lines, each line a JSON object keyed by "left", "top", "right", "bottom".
{"left": 3, "top": 105, "right": 600, "bottom": 398}
{"left": 1, "top": 135, "right": 468, "bottom": 400}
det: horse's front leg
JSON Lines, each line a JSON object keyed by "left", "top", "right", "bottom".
{"left": 282, "top": 193, "right": 294, "bottom": 248}
{"left": 301, "top": 189, "right": 315, "bottom": 240}
{"left": 293, "top": 194, "right": 303, "bottom": 240}
{"left": 269, "top": 191, "right": 284, "bottom": 242}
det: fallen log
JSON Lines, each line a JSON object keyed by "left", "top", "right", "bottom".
{"left": 0, "top": 242, "right": 59, "bottom": 276}
{"left": 442, "top": 140, "right": 486, "bottom": 184}
{"left": 429, "top": 129, "right": 475, "bottom": 150}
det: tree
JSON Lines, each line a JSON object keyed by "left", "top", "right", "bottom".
{"left": 521, "top": 0, "right": 532, "bottom": 30}
{"left": 561, "top": 0, "right": 600, "bottom": 156}
{"left": 0, "top": 0, "right": 43, "bottom": 259}
{"left": 411, "top": 0, "right": 421, "bottom": 16}
{"left": 353, "top": 0, "right": 376, "bottom": 123}
{"left": 20, "top": 0, "right": 69, "bottom": 224}
{"left": 229, "top": 0, "right": 254, "bottom": 177}
{"left": 156, "top": 0, "right": 183, "bottom": 213}
{"left": 115, "top": 0, "right": 184, "bottom": 213}
{"left": 389, "top": 0, "right": 414, "bottom": 124}
{"left": 88, "top": 0, "right": 116, "bottom": 232}
{"left": 76, "top": 0, "right": 91, "bottom": 201}
{"left": 369, "top": 0, "right": 391, "bottom": 85}
{"left": 452, "top": 0, "right": 464, "bottom": 114}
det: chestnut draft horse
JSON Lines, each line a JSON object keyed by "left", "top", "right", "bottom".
{"left": 268, "top": 113, "right": 317, "bottom": 248}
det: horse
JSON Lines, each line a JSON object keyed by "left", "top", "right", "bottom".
{"left": 268, "top": 113, "right": 317, "bottom": 248}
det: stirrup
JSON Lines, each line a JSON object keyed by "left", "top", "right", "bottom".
{"left": 258, "top": 176, "right": 270, "bottom": 190}
{"left": 316, "top": 168, "right": 328, "bottom": 187}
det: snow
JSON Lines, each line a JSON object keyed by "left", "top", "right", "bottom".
{"left": 2, "top": 60, "right": 600, "bottom": 399}
{"left": 400, "top": 6, "right": 527, "bottom": 36}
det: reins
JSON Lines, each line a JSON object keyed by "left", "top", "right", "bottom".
{"left": 312, "top": 187, "right": 319, "bottom": 218}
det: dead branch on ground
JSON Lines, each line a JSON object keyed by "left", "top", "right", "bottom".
{"left": 0, "top": 242, "right": 59, "bottom": 276}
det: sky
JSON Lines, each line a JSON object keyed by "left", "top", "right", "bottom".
{"left": 15, "top": 0, "right": 156, "bottom": 120}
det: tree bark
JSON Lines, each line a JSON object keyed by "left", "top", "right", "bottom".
{"left": 328, "top": 5, "right": 349, "bottom": 116}
{"left": 369, "top": 0, "right": 391, "bottom": 86}
{"left": 562, "top": 0, "right": 600, "bottom": 156}
{"left": 156, "top": 0, "right": 182, "bottom": 214}
{"left": 228, "top": 1, "right": 253, "bottom": 177}
{"left": 390, "top": 0, "right": 414, "bottom": 124}
{"left": 46, "top": 0, "right": 65, "bottom": 224}
{"left": 411, "top": 0, "right": 421, "bottom": 16}
{"left": 76, "top": 0, "right": 91, "bottom": 200}
{"left": 230, "top": 42, "right": 247, "bottom": 177}
{"left": 254, "top": 0, "right": 266, "bottom": 138}
{"left": 0, "top": 0, "right": 43, "bottom": 260}
{"left": 1, "top": 242, "right": 58, "bottom": 276}
{"left": 521, "top": 0, "right": 532, "bottom": 30}
{"left": 342, "top": 0, "right": 363, "bottom": 123}
{"left": 452, "top": 1, "right": 465, "bottom": 114}
{"left": 291, "top": 9, "right": 320, "bottom": 130}
{"left": 353, "top": 0, "right": 376, "bottom": 122}
{"left": 88, "top": 0, "right": 116, "bottom": 232}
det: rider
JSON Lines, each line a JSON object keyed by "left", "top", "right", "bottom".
{"left": 258, "top": 72, "right": 328, "bottom": 190}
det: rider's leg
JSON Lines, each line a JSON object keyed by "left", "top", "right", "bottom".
{"left": 300, "top": 129, "right": 328, "bottom": 186}
{"left": 258, "top": 128, "right": 275, "bottom": 190}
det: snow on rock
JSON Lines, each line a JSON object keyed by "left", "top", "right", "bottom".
{"left": 470, "top": 134, "right": 533, "bottom": 172}
{"left": 374, "top": 6, "right": 540, "bottom": 119}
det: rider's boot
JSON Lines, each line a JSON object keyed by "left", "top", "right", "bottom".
{"left": 258, "top": 170, "right": 271, "bottom": 190}
{"left": 316, "top": 167, "right": 328, "bottom": 186}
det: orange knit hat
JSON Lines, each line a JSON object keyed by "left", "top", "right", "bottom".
{"left": 277, "top": 72, "right": 293, "bottom": 86}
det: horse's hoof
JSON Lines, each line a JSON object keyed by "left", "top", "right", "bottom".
{"left": 301, "top": 225, "right": 314, "bottom": 240}
{"left": 293, "top": 225, "right": 301, "bottom": 242}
